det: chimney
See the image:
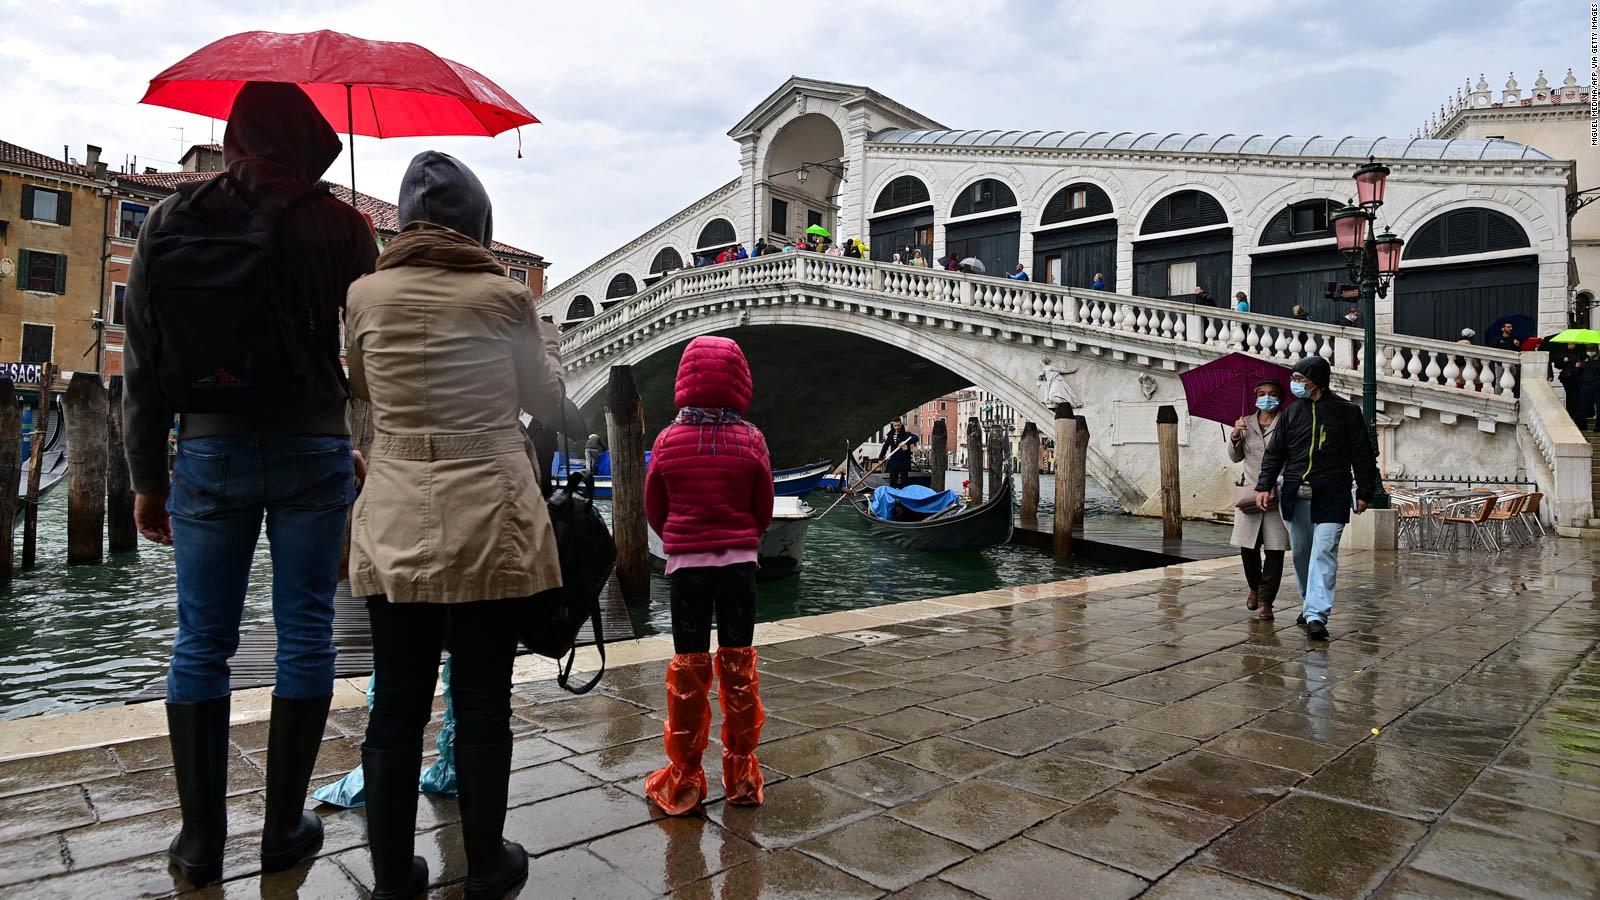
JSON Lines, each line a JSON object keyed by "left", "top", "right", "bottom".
{"left": 144, "top": 166, "right": 157, "bottom": 174}
{"left": 85, "top": 145, "right": 107, "bottom": 178}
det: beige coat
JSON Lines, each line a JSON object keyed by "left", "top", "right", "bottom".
{"left": 1228, "top": 413, "right": 1291, "bottom": 551}
{"left": 346, "top": 264, "right": 565, "bottom": 603}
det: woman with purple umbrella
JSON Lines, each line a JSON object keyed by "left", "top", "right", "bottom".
{"left": 1229, "top": 379, "right": 1290, "bottom": 618}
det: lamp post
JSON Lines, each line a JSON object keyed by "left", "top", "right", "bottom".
{"left": 1330, "top": 158, "right": 1405, "bottom": 510}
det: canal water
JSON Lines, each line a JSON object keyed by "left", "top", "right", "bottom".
{"left": 0, "top": 472, "right": 1229, "bottom": 719}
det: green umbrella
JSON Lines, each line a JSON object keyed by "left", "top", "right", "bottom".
{"left": 1550, "top": 329, "right": 1600, "bottom": 344}
{"left": 805, "top": 224, "right": 831, "bottom": 238}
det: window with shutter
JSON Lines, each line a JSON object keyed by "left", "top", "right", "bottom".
{"left": 24, "top": 251, "right": 58, "bottom": 292}
{"left": 57, "top": 191, "right": 71, "bottom": 226}
{"left": 951, "top": 179, "right": 1017, "bottom": 216}
{"left": 14, "top": 249, "right": 28, "bottom": 289}
{"left": 605, "top": 273, "right": 636, "bottom": 300}
{"left": 650, "top": 247, "right": 683, "bottom": 274}
{"left": 20, "top": 324, "right": 53, "bottom": 364}
{"left": 54, "top": 254, "right": 66, "bottom": 294}
{"left": 1404, "top": 208, "right": 1529, "bottom": 259}
{"left": 697, "top": 218, "right": 736, "bottom": 249}
{"left": 20, "top": 185, "right": 34, "bottom": 220}
{"left": 873, "top": 176, "right": 931, "bottom": 213}
{"left": 567, "top": 296, "right": 595, "bottom": 320}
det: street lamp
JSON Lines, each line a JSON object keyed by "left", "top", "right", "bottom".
{"left": 1330, "top": 158, "right": 1405, "bottom": 509}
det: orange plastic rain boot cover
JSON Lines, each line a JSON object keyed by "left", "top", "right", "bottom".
{"left": 715, "top": 646, "right": 765, "bottom": 805}
{"left": 644, "top": 653, "right": 713, "bottom": 815}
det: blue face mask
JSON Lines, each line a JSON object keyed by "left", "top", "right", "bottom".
{"left": 1289, "top": 381, "right": 1312, "bottom": 399}
{"left": 1256, "top": 395, "right": 1280, "bottom": 411}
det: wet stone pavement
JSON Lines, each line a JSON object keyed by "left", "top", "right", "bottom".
{"left": 2, "top": 540, "right": 1600, "bottom": 898}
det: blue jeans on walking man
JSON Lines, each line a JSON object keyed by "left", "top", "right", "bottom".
{"left": 166, "top": 434, "right": 356, "bottom": 703}
{"left": 1286, "top": 499, "right": 1344, "bottom": 625}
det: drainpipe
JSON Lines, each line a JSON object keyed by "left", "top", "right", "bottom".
{"left": 97, "top": 187, "right": 111, "bottom": 378}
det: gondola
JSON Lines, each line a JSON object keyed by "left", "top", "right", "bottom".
{"left": 16, "top": 400, "right": 67, "bottom": 502}
{"left": 848, "top": 463, "right": 1014, "bottom": 551}
{"left": 552, "top": 453, "right": 830, "bottom": 500}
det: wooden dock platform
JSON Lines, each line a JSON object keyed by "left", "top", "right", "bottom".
{"left": 129, "top": 577, "right": 640, "bottom": 703}
{"left": 1010, "top": 515, "right": 1235, "bottom": 567}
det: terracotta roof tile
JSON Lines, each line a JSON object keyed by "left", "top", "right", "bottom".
{"left": 116, "top": 170, "right": 544, "bottom": 262}
{"left": 0, "top": 139, "right": 90, "bottom": 177}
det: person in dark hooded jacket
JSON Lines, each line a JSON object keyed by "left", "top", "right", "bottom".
{"left": 345, "top": 151, "right": 563, "bottom": 899}
{"left": 1254, "top": 355, "right": 1379, "bottom": 641}
{"left": 121, "top": 82, "right": 376, "bottom": 887}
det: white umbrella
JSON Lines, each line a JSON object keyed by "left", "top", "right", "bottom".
{"left": 960, "top": 257, "right": 986, "bottom": 274}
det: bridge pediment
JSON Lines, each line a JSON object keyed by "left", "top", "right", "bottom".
{"left": 728, "top": 77, "right": 943, "bottom": 141}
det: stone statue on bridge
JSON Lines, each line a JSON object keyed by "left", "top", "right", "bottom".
{"left": 1039, "top": 358, "right": 1076, "bottom": 408}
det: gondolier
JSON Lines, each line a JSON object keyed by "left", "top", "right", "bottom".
{"left": 878, "top": 420, "right": 919, "bottom": 488}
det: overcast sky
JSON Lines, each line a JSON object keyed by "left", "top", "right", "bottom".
{"left": 2, "top": 0, "right": 1583, "bottom": 284}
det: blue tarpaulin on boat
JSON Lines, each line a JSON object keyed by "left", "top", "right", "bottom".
{"left": 870, "top": 485, "right": 960, "bottom": 521}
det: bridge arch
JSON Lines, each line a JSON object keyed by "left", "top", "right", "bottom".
{"left": 760, "top": 112, "right": 846, "bottom": 242}
{"left": 1392, "top": 202, "right": 1541, "bottom": 341}
{"left": 1245, "top": 193, "right": 1345, "bottom": 321}
{"left": 1130, "top": 184, "right": 1235, "bottom": 303}
{"left": 944, "top": 174, "right": 1025, "bottom": 276}
{"left": 565, "top": 295, "right": 595, "bottom": 322}
{"left": 565, "top": 307, "right": 1144, "bottom": 509}
{"left": 693, "top": 216, "right": 738, "bottom": 257}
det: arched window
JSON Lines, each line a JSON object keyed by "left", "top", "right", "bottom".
{"left": 605, "top": 273, "right": 637, "bottom": 300}
{"left": 1139, "top": 190, "right": 1227, "bottom": 235}
{"left": 874, "top": 175, "right": 932, "bottom": 213}
{"left": 950, "top": 179, "right": 1017, "bottom": 217}
{"left": 1403, "top": 208, "right": 1530, "bottom": 259}
{"left": 1258, "top": 200, "right": 1340, "bottom": 245}
{"left": 566, "top": 296, "right": 594, "bottom": 320}
{"left": 1039, "top": 183, "right": 1113, "bottom": 226}
{"left": 696, "top": 218, "right": 736, "bottom": 250}
{"left": 649, "top": 247, "right": 683, "bottom": 275}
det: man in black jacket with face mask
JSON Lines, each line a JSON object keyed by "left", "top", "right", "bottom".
{"left": 1254, "top": 356, "right": 1379, "bottom": 641}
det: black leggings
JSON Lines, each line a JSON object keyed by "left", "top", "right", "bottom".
{"left": 363, "top": 596, "right": 520, "bottom": 752}
{"left": 669, "top": 563, "right": 757, "bottom": 654}
{"left": 1239, "top": 530, "right": 1285, "bottom": 605}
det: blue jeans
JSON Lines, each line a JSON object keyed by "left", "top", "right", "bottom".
{"left": 1287, "top": 500, "right": 1345, "bottom": 624}
{"left": 167, "top": 434, "right": 355, "bottom": 703}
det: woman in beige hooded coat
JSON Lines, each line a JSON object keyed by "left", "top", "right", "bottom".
{"left": 346, "top": 151, "right": 562, "bottom": 900}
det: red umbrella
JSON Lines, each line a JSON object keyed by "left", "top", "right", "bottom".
{"left": 141, "top": 30, "right": 538, "bottom": 197}
{"left": 1178, "top": 352, "right": 1296, "bottom": 426}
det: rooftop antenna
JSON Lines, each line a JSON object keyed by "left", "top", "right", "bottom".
{"left": 170, "top": 126, "right": 185, "bottom": 166}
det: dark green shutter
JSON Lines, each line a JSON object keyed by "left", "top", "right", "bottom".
{"left": 56, "top": 191, "right": 71, "bottom": 226}
{"left": 14, "top": 249, "right": 27, "bottom": 290}
{"left": 54, "top": 254, "right": 66, "bottom": 294}
{"left": 19, "top": 186, "right": 33, "bottom": 220}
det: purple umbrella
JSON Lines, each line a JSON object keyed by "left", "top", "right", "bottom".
{"left": 1179, "top": 352, "right": 1295, "bottom": 426}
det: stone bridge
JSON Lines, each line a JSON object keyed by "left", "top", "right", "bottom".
{"left": 556, "top": 253, "right": 1595, "bottom": 527}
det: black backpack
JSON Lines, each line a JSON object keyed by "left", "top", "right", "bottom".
{"left": 142, "top": 173, "right": 326, "bottom": 413}
{"left": 521, "top": 470, "right": 617, "bottom": 693}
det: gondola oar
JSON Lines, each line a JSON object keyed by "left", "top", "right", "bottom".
{"left": 817, "top": 456, "right": 891, "bottom": 519}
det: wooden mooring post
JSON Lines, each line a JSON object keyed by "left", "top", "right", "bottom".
{"left": 929, "top": 419, "right": 948, "bottom": 493}
{"left": 106, "top": 377, "right": 136, "bottom": 553}
{"left": 1053, "top": 402, "right": 1076, "bottom": 557}
{"left": 1018, "top": 422, "right": 1040, "bottom": 520}
{"left": 65, "top": 373, "right": 108, "bottom": 564}
{"left": 1071, "top": 416, "right": 1089, "bottom": 531}
{"left": 965, "top": 416, "right": 983, "bottom": 502}
{"left": 1157, "top": 404, "right": 1182, "bottom": 539}
{"left": 23, "top": 362, "right": 53, "bottom": 570}
{"left": 0, "top": 379, "right": 20, "bottom": 579}
{"left": 986, "top": 423, "right": 1008, "bottom": 496}
{"left": 607, "top": 365, "right": 649, "bottom": 605}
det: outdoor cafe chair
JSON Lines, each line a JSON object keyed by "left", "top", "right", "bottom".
{"left": 1519, "top": 492, "right": 1546, "bottom": 541}
{"left": 1439, "top": 494, "right": 1500, "bottom": 554}
{"left": 1484, "top": 492, "right": 1529, "bottom": 547}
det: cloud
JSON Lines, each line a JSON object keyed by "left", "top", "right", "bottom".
{"left": 1, "top": 0, "right": 1578, "bottom": 281}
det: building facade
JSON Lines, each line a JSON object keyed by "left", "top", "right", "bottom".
{"left": 0, "top": 141, "right": 112, "bottom": 378}
{"left": 103, "top": 153, "right": 548, "bottom": 378}
{"left": 1421, "top": 69, "right": 1595, "bottom": 327}
{"left": 540, "top": 77, "right": 1574, "bottom": 346}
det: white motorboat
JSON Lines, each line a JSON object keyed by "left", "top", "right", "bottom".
{"left": 647, "top": 496, "right": 816, "bottom": 580}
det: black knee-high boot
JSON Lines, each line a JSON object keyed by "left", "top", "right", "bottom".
{"left": 456, "top": 741, "right": 528, "bottom": 900}
{"left": 260, "top": 695, "right": 331, "bottom": 871}
{"left": 362, "top": 745, "right": 430, "bottom": 899}
{"left": 166, "top": 697, "right": 232, "bottom": 886}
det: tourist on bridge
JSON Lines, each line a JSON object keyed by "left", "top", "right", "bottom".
{"left": 1336, "top": 307, "right": 1360, "bottom": 328}
{"left": 1010, "top": 264, "right": 1030, "bottom": 281}
{"left": 843, "top": 238, "right": 861, "bottom": 258}
{"left": 1291, "top": 305, "right": 1309, "bottom": 320}
{"left": 1234, "top": 292, "right": 1250, "bottom": 312}
{"left": 122, "top": 82, "right": 376, "bottom": 887}
{"left": 1255, "top": 356, "right": 1379, "bottom": 641}
{"left": 1229, "top": 380, "right": 1289, "bottom": 620}
{"left": 1556, "top": 343, "right": 1586, "bottom": 425}
{"left": 1491, "top": 321, "right": 1523, "bottom": 352}
{"left": 911, "top": 249, "right": 929, "bottom": 267}
{"left": 879, "top": 419, "right": 920, "bottom": 488}
{"left": 1192, "top": 285, "right": 1215, "bottom": 306}
{"left": 735, "top": 243, "right": 749, "bottom": 260}
{"left": 644, "top": 335, "right": 774, "bottom": 816}
{"left": 345, "top": 151, "right": 566, "bottom": 898}
{"left": 945, "top": 254, "right": 962, "bottom": 272}
{"left": 1581, "top": 346, "right": 1600, "bottom": 431}
{"left": 1092, "top": 272, "right": 1106, "bottom": 290}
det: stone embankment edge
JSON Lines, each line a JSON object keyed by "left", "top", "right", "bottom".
{"left": 0, "top": 556, "right": 1241, "bottom": 762}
